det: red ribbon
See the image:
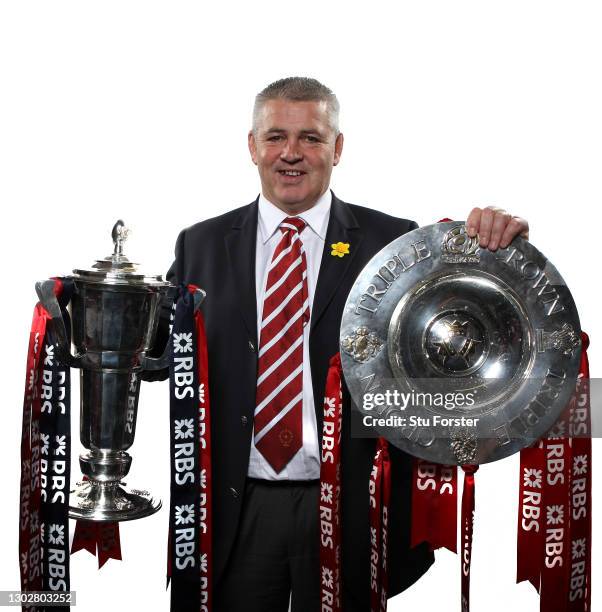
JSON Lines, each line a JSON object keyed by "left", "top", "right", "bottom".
{"left": 540, "top": 421, "right": 571, "bottom": 611}
{"left": 517, "top": 332, "right": 591, "bottom": 612}
{"left": 319, "top": 355, "right": 393, "bottom": 611}
{"left": 319, "top": 353, "right": 343, "bottom": 612}
{"left": 71, "top": 519, "right": 122, "bottom": 568}
{"left": 19, "top": 303, "right": 51, "bottom": 593}
{"left": 71, "top": 476, "right": 122, "bottom": 569}
{"left": 194, "top": 304, "right": 213, "bottom": 611}
{"left": 567, "top": 332, "right": 591, "bottom": 612}
{"left": 411, "top": 460, "right": 458, "bottom": 553}
{"left": 369, "top": 437, "right": 391, "bottom": 612}
{"left": 408, "top": 217, "right": 459, "bottom": 558}
{"left": 460, "top": 465, "right": 478, "bottom": 612}
{"left": 517, "top": 442, "right": 545, "bottom": 591}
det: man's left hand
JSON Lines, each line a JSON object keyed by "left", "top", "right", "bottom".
{"left": 465, "top": 205, "right": 529, "bottom": 251}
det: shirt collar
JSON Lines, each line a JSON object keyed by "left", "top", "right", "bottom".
{"left": 258, "top": 189, "right": 332, "bottom": 244}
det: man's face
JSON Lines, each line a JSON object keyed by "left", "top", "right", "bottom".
{"left": 248, "top": 99, "right": 344, "bottom": 214}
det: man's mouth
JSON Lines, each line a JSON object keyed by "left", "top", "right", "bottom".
{"left": 278, "top": 170, "right": 305, "bottom": 177}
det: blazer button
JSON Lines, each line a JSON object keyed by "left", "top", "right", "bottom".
{"left": 229, "top": 487, "right": 239, "bottom": 499}
{"left": 241, "top": 415, "right": 248, "bottom": 426}
{"left": 248, "top": 340, "right": 256, "bottom": 353}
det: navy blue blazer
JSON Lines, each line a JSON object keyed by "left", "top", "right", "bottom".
{"left": 150, "top": 192, "right": 434, "bottom": 607}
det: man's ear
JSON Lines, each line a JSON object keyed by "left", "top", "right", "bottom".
{"left": 333, "top": 133, "right": 344, "bottom": 166}
{"left": 248, "top": 130, "right": 258, "bottom": 165}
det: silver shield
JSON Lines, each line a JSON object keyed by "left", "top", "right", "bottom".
{"left": 340, "top": 222, "right": 581, "bottom": 465}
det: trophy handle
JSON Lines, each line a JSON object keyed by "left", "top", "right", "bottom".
{"left": 140, "top": 286, "right": 206, "bottom": 371}
{"left": 35, "top": 279, "right": 84, "bottom": 368}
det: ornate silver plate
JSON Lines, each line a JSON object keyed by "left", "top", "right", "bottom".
{"left": 340, "top": 222, "right": 581, "bottom": 465}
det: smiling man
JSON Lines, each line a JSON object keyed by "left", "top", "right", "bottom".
{"left": 162, "top": 77, "right": 529, "bottom": 611}
{"left": 248, "top": 94, "right": 344, "bottom": 215}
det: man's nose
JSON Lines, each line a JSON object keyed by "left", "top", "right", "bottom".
{"left": 280, "top": 138, "right": 302, "bottom": 163}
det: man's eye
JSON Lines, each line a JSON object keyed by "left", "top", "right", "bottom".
{"left": 305, "top": 135, "right": 320, "bottom": 143}
{"left": 267, "top": 135, "right": 283, "bottom": 142}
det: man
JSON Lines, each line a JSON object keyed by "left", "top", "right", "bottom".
{"left": 159, "top": 77, "right": 529, "bottom": 611}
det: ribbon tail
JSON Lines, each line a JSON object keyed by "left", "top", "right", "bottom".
{"left": 411, "top": 460, "right": 458, "bottom": 554}
{"left": 435, "top": 465, "right": 458, "bottom": 554}
{"left": 98, "top": 522, "right": 122, "bottom": 569}
{"left": 516, "top": 445, "right": 544, "bottom": 592}
{"left": 71, "top": 520, "right": 98, "bottom": 557}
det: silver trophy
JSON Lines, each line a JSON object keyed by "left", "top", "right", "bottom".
{"left": 341, "top": 222, "right": 581, "bottom": 465}
{"left": 36, "top": 220, "right": 203, "bottom": 521}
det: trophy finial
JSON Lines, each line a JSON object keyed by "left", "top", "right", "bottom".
{"left": 112, "top": 220, "right": 130, "bottom": 257}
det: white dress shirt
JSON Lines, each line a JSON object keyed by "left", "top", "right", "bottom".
{"left": 247, "top": 190, "right": 332, "bottom": 480}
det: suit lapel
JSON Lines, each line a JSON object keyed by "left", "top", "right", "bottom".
{"left": 310, "top": 193, "right": 363, "bottom": 332}
{"left": 223, "top": 194, "right": 361, "bottom": 350}
{"left": 224, "top": 200, "right": 259, "bottom": 348}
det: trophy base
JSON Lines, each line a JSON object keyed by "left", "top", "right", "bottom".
{"left": 69, "top": 480, "right": 161, "bottom": 522}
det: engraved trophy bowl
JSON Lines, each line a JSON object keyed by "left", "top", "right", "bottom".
{"left": 340, "top": 222, "right": 581, "bottom": 465}
{"left": 35, "top": 220, "right": 204, "bottom": 521}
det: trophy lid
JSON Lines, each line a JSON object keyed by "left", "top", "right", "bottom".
{"left": 72, "top": 220, "right": 169, "bottom": 287}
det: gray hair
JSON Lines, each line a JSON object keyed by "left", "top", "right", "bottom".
{"left": 252, "top": 76, "right": 340, "bottom": 135}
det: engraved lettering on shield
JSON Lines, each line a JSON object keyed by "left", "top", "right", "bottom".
{"left": 341, "top": 327, "right": 384, "bottom": 363}
{"left": 360, "top": 372, "right": 381, "bottom": 394}
{"left": 441, "top": 224, "right": 480, "bottom": 264}
{"left": 493, "top": 423, "right": 511, "bottom": 447}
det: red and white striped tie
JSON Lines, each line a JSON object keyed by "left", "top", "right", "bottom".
{"left": 254, "top": 216, "right": 310, "bottom": 473}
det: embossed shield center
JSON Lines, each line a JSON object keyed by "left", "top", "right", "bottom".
{"left": 424, "top": 311, "right": 488, "bottom": 376}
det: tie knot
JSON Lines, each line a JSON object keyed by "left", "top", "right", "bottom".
{"left": 280, "top": 217, "right": 307, "bottom": 234}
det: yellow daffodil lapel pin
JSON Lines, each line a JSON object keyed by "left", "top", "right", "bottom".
{"left": 331, "top": 242, "right": 350, "bottom": 258}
